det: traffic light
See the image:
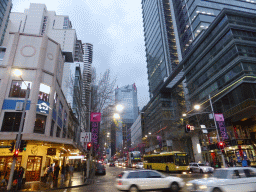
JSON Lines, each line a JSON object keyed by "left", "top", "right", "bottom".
{"left": 218, "top": 141, "right": 225, "bottom": 149}
{"left": 19, "top": 140, "right": 27, "bottom": 152}
{"left": 9, "top": 142, "right": 15, "bottom": 153}
{"left": 13, "top": 149, "right": 19, "bottom": 158}
{"left": 185, "top": 124, "right": 191, "bottom": 133}
{"left": 87, "top": 142, "right": 92, "bottom": 151}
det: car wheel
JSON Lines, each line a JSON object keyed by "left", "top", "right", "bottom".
{"left": 170, "top": 182, "right": 179, "bottom": 192}
{"left": 212, "top": 188, "right": 222, "bottom": 192}
{"left": 200, "top": 169, "right": 203, "bottom": 174}
{"left": 166, "top": 166, "right": 169, "bottom": 173}
{"left": 129, "top": 185, "right": 139, "bottom": 192}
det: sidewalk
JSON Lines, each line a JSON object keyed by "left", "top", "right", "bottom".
{"left": 0, "top": 171, "right": 94, "bottom": 192}
{"left": 20, "top": 171, "right": 94, "bottom": 191}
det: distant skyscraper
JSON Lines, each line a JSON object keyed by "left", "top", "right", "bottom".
{"left": 170, "top": 0, "right": 256, "bottom": 57}
{"left": 82, "top": 43, "right": 93, "bottom": 107}
{"left": 0, "top": 0, "right": 12, "bottom": 45}
{"left": 115, "top": 84, "right": 139, "bottom": 149}
{"left": 141, "top": 0, "right": 179, "bottom": 98}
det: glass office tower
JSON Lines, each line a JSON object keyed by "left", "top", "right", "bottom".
{"left": 141, "top": 0, "right": 179, "bottom": 98}
{"left": 171, "top": 0, "right": 256, "bottom": 56}
{"left": 0, "top": 0, "right": 12, "bottom": 46}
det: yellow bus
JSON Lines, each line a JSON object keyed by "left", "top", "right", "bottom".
{"left": 143, "top": 151, "right": 190, "bottom": 173}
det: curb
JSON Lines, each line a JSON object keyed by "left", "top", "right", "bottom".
{"left": 4, "top": 179, "right": 94, "bottom": 192}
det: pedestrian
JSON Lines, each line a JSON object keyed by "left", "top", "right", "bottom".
{"left": 218, "top": 161, "right": 221, "bottom": 168}
{"left": 17, "top": 167, "right": 24, "bottom": 190}
{"left": 65, "top": 164, "right": 69, "bottom": 180}
{"left": 242, "top": 158, "right": 248, "bottom": 167}
{"left": 60, "top": 166, "right": 66, "bottom": 186}
{"left": 47, "top": 164, "right": 53, "bottom": 188}
{"left": 247, "top": 159, "right": 251, "bottom": 167}
{"left": 54, "top": 163, "right": 60, "bottom": 180}
{"left": 69, "top": 164, "right": 74, "bottom": 183}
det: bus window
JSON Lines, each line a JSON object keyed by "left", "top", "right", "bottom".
{"left": 175, "top": 154, "right": 188, "bottom": 166}
{"left": 166, "top": 155, "right": 174, "bottom": 163}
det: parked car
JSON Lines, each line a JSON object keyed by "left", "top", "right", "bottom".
{"left": 189, "top": 163, "right": 214, "bottom": 173}
{"left": 109, "top": 162, "right": 115, "bottom": 167}
{"left": 135, "top": 162, "right": 143, "bottom": 169}
{"left": 95, "top": 163, "right": 106, "bottom": 175}
{"left": 186, "top": 167, "right": 256, "bottom": 192}
{"left": 116, "top": 170, "right": 184, "bottom": 192}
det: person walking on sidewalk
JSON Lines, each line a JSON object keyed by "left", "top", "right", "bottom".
{"left": 17, "top": 167, "right": 24, "bottom": 190}
{"left": 68, "top": 164, "right": 74, "bottom": 184}
{"left": 47, "top": 164, "right": 53, "bottom": 188}
{"left": 54, "top": 164, "right": 60, "bottom": 180}
{"left": 60, "top": 166, "right": 66, "bottom": 186}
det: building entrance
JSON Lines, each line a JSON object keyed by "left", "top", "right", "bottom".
{"left": 25, "top": 156, "right": 42, "bottom": 181}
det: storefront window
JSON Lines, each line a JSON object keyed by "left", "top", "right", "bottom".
{"left": 1, "top": 112, "right": 24, "bottom": 132}
{"left": 33, "top": 114, "right": 47, "bottom": 134}
{"left": 9, "top": 80, "right": 31, "bottom": 98}
{"left": 53, "top": 92, "right": 58, "bottom": 109}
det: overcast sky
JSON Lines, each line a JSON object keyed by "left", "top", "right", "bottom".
{"left": 12, "top": 0, "right": 149, "bottom": 109}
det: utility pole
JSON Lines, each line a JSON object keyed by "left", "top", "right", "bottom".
{"left": 86, "top": 89, "right": 92, "bottom": 179}
{"left": 209, "top": 94, "right": 226, "bottom": 168}
{"left": 7, "top": 83, "right": 30, "bottom": 190}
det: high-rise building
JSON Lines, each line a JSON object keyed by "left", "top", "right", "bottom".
{"left": 141, "top": 0, "right": 179, "bottom": 98}
{"left": 115, "top": 84, "right": 139, "bottom": 149}
{"left": 170, "top": 0, "right": 256, "bottom": 57}
{"left": 5, "top": 3, "right": 77, "bottom": 62}
{"left": 82, "top": 43, "right": 93, "bottom": 107}
{"left": 0, "top": 0, "right": 12, "bottom": 46}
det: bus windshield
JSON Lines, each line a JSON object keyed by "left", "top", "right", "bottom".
{"left": 175, "top": 154, "right": 189, "bottom": 166}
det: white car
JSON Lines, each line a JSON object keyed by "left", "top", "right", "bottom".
{"left": 186, "top": 167, "right": 256, "bottom": 192}
{"left": 189, "top": 163, "right": 214, "bottom": 173}
{"left": 116, "top": 170, "right": 184, "bottom": 192}
{"left": 135, "top": 162, "right": 143, "bottom": 169}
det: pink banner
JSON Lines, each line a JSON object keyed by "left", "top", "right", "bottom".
{"left": 214, "top": 113, "right": 224, "bottom": 121}
{"left": 91, "top": 112, "right": 101, "bottom": 122}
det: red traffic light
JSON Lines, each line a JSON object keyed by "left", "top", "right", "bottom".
{"left": 185, "top": 124, "right": 191, "bottom": 133}
{"left": 14, "top": 149, "right": 19, "bottom": 158}
{"left": 218, "top": 141, "right": 225, "bottom": 149}
{"left": 87, "top": 142, "right": 92, "bottom": 151}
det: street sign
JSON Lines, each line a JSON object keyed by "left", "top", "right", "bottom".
{"left": 80, "top": 132, "right": 91, "bottom": 143}
{"left": 190, "top": 126, "right": 195, "bottom": 130}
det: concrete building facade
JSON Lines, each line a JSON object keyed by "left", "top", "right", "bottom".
{"left": 0, "top": 33, "right": 81, "bottom": 181}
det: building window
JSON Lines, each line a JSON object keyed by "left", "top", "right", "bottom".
{"left": 9, "top": 80, "right": 31, "bottom": 98}
{"left": 53, "top": 92, "right": 58, "bottom": 109}
{"left": 50, "top": 120, "right": 55, "bottom": 136}
{"left": 56, "top": 126, "right": 61, "bottom": 137}
{"left": 59, "top": 102, "right": 63, "bottom": 117}
{"left": 63, "top": 17, "right": 69, "bottom": 29}
{"left": 0, "top": 47, "right": 6, "bottom": 60}
{"left": 41, "top": 16, "right": 47, "bottom": 35}
{"left": 1, "top": 112, "right": 24, "bottom": 132}
{"left": 34, "top": 114, "right": 47, "bottom": 134}
{"left": 38, "top": 83, "right": 50, "bottom": 102}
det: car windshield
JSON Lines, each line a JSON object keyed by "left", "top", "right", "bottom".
{"left": 213, "top": 170, "right": 228, "bottom": 179}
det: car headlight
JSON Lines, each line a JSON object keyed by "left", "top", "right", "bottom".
{"left": 186, "top": 183, "right": 193, "bottom": 190}
{"left": 199, "top": 185, "right": 208, "bottom": 190}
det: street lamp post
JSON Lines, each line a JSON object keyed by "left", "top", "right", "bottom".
{"left": 7, "top": 70, "right": 30, "bottom": 190}
{"left": 209, "top": 94, "right": 226, "bottom": 168}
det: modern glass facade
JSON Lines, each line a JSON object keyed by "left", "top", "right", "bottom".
{"left": 0, "top": 0, "right": 12, "bottom": 46}
{"left": 141, "top": 0, "right": 179, "bottom": 98}
{"left": 171, "top": 0, "right": 256, "bottom": 56}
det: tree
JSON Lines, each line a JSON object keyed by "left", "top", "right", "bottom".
{"left": 90, "top": 68, "right": 117, "bottom": 113}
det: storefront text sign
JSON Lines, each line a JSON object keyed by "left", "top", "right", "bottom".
{"left": 214, "top": 113, "right": 229, "bottom": 140}
{"left": 91, "top": 112, "right": 101, "bottom": 151}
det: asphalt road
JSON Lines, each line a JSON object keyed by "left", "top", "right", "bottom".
{"left": 53, "top": 165, "right": 212, "bottom": 192}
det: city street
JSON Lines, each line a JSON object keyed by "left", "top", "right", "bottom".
{"left": 52, "top": 165, "right": 212, "bottom": 192}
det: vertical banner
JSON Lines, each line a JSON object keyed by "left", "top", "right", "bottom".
{"left": 91, "top": 112, "right": 101, "bottom": 152}
{"left": 214, "top": 113, "right": 229, "bottom": 140}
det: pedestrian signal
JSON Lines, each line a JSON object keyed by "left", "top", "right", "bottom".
{"left": 9, "top": 142, "right": 15, "bottom": 153}
{"left": 19, "top": 140, "right": 27, "bottom": 152}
